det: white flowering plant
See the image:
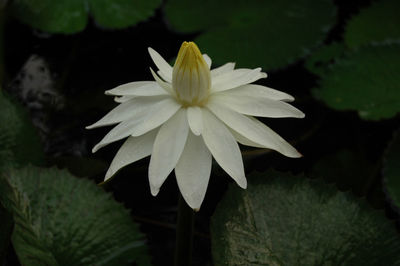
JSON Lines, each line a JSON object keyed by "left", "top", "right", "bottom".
{"left": 87, "top": 41, "right": 304, "bottom": 210}
{"left": 2, "top": 1, "right": 400, "bottom": 265}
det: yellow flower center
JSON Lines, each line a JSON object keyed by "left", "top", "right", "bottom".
{"left": 172, "top": 42, "right": 211, "bottom": 107}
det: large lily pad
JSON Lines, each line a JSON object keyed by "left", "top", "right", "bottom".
{"left": 11, "top": 0, "right": 161, "bottom": 33}
{"left": 211, "top": 170, "right": 400, "bottom": 265}
{"left": 344, "top": 0, "right": 400, "bottom": 48}
{"left": 165, "top": 0, "right": 336, "bottom": 70}
{"left": 312, "top": 43, "right": 400, "bottom": 120}
{"left": 0, "top": 166, "right": 150, "bottom": 266}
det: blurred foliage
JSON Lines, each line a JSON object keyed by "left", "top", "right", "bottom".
{"left": 384, "top": 132, "right": 400, "bottom": 212}
{"left": 10, "top": 0, "right": 161, "bottom": 33}
{"left": 211, "top": 170, "right": 400, "bottom": 265}
{"left": 310, "top": 149, "right": 375, "bottom": 196}
{"left": 0, "top": 90, "right": 44, "bottom": 171}
{"left": 306, "top": 0, "right": 400, "bottom": 120}
{"left": 165, "top": 0, "right": 336, "bottom": 70}
{"left": 0, "top": 166, "right": 150, "bottom": 266}
{"left": 304, "top": 42, "right": 346, "bottom": 76}
{"left": 311, "top": 43, "right": 400, "bottom": 120}
{"left": 48, "top": 156, "right": 108, "bottom": 178}
{"left": 344, "top": 0, "right": 400, "bottom": 48}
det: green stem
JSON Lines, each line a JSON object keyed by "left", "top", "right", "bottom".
{"left": 174, "top": 193, "right": 194, "bottom": 266}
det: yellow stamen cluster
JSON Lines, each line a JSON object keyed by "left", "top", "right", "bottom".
{"left": 172, "top": 42, "right": 211, "bottom": 107}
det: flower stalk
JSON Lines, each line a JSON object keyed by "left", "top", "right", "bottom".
{"left": 174, "top": 193, "right": 194, "bottom": 266}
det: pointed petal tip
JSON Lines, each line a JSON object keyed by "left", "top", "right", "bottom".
{"left": 149, "top": 67, "right": 159, "bottom": 80}
{"left": 92, "top": 144, "right": 101, "bottom": 153}
{"left": 292, "top": 110, "right": 306, "bottom": 119}
{"left": 285, "top": 97, "right": 295, "bottom": 102}
{"left": 189, "top": 124, "right": 202, "bottom": 136}
{"left": 232, "top": 174, "right": 247, "bottom": 189}
{"left": 150, "top": 186, "right": 159, "bottom": 196}
{"left": 238, "top": 177, "right": 247, "bottom": 189}
{"left": 101, "top": 171, "right": 119, "bottom": 185}
{"left": 86, "top": 123, "right": 102, "bottom": 130}
{"left": 289, "top": 149, "right": 303, "bottom": 158}
{"left": 104, "top": 169, "right": 114, "bottom": 182}
{"left": 185, "top": 199, "right": 201, "bottom": 211}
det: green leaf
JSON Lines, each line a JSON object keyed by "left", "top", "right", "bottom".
{"left": 304, "top": 42, "right": 346, "bottom": 76}
{"left": 312, "top": 43, "right": 400, "bottom": 120}
{"left": 0, "top": 166, "right": 150, "bottom": 266}
{"left": 165, "top": 0, "right": 336, "bottom": 70}
{"left": 88, "top": 0, "right": 160, "bottom": 29}
{"left": 0, "top": 90, "right": 44, "bottom": 171}
{"left": 344, "top": 0, "right": 400, "bottom": 48}
{"left": 10, "top": 0, "right": 161, "bottom": 34}
{"left": 384, "top": 132, "right": 400, "bottom": 211}
{"left": 211, "top": 170, "right": 400, "bottom": 265}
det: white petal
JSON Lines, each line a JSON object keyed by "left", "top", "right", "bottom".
{"left": 211, "top": 68, "right": 267, "bottom": 93}
{"left": 149, "top": 109, "right": 189, "bottom": 196}
{"left": 207, "top": 102, "right": 302, "bottom": 158}
{"left": 157, "top": 70, "right": 172, "bottom": 83}
{"left": 104, "top": 129, "right": 158, "bottom": 181}
{"left": 229, "top": 128, "right": 265, "bottom": 148}
{"left": 211, "top": 93, "right": 305, "bottom": 118}
{"left": 105, "top": 81, "right": 167, "bottom": 96}
{"left": 223, "top": 84, "right": 295, "bottom": 102}
{"left": 92, "top": 98, "right": 180, "bottom": 152}
{"left": 114, "top": 95, "right": 136, "bottom": 103}
{"left": 211, "top": 62, "right": 235, "bottom": 78}
{"left": 187, "top": 106, "right": 203, "bottom": 136}
{"left": 148, "top": 47, "right": 173, "bottom": 81}
{"left": 86, "top": 95, "right": 168, "bottom": 129}
{"left": 201, "top": 109, "right": 247, "bottom": 188}
{"left": 203, "top": 54, "right": 212, "bottom": 69}
{"left": 150, "top": 68, "right": 175, "bottom": 96}
{"left": 175, "top": 132, "right": 212, "bottom": 210}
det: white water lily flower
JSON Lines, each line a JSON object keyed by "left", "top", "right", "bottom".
{"left": 87, "top": 42, "right": 304, "bottom": 210}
